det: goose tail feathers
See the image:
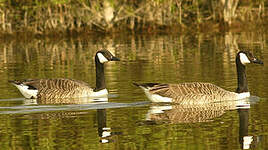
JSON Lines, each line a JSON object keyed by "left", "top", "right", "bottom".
{"left": 133, "top": 82, "right": 161, "bottom": 89}
{"left": 9, "top": 80, "right": 38, "bottom": 99}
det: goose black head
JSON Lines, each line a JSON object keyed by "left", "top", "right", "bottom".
{"left": 237, "top": 51, "right": 263, "bottom": 65}
{"left": 96, "top": 50, "right": 120, "bottom": 63}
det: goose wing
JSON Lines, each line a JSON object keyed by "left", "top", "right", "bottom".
{"left": 148, "top": 82, "right": 223, "bottom": 95}
{"left": 11, "top": 78, "right": 93, "bottom": 99}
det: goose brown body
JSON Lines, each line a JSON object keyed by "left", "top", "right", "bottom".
{"left": 10, "top": 79, "right": 94, "bottom": 99}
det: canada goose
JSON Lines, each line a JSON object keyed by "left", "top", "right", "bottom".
{"left": 134, "top": 51, "right": 263, "bottom": 104}
{"left": 9, "top": 50, "right": 120, "bottom": 99}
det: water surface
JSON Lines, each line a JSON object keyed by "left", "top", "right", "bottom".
{"left": 0, "top": 32, "right": 267, "bottom": 149}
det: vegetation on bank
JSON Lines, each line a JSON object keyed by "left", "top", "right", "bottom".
{"left": 0, "top": 0, "right": 267, "bottom": 37}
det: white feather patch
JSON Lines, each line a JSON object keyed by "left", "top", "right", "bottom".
{"left": 146, "top": 105, "right": 172, "bottom": 120}
{"left": 240, "top": 53, "right": 250, "bottom": 65}
{"left": 101, "top": 139, "right": 109, "bottom": 143}
{"left": 149, "top": 94, "right": 173, "bottom": 103}
{"left": 102, "top": 131, "right": 111, "bottom": 138}
{"left": 103, "top": 127, "right": 111, "bottom": 130}
{"left": 149, "top": 105, "right": 172, "bottom": 114}
{"left": 90, "top": 89, "right": 108, "bottom": 97}
{"left": 243, "top": 136, "right": 253, "bottom": 149}
{"left": 237, "top": 92, "right": 250, "bottom": 99}
{"left": 13, "top": 84, "right": 38, "bottom": 99}
{"left": 139, "top": 86, "right": 172, "bottom": 103}
{"left": 97, "top": 53, "right": 109, "bottom": 63}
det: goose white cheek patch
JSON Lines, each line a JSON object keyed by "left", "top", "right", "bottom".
{"left": 97, "top": 53, "right": 109, "bottom": 63}
{"left": 240, "top": 53, "right": 250, "bottom": 65}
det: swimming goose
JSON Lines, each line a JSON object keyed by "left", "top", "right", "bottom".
{"left": 9, "top": 50, "right": 120, "bottom": 99}
{"left": 134, "top": 51, "right": 263, "bottom": 104}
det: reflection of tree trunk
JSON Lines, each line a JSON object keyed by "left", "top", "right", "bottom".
{"left": 223, "top": 32, "right": 238, "bottom": 76}
{"left": 221, "top": 0, "right": 239, "bottom": 25}
{"left": 224, "top": 32, "right": 238, "bottom": 51}
{"left": 103, "top": 0, "right": 114, "bottom": 29}
{"left": 3, "top": 45, "right": 7, "bottom": 64}
{"left": 176, "top": 0, "right": 182, "bottom": 25}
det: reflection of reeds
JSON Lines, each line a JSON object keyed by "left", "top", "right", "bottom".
{"left": 0, "top": 33, "right": 265, "bottom": 66}
{"left": 0, "top": 33, "right": 265, "bottom": 68}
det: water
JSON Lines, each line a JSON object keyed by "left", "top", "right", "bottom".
{"left": 0, "top": 32, "right": 267, "bottom": 149}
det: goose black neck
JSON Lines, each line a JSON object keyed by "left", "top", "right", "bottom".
{"left": 94, "top": 57, "right": 106, "bottom": 92}
{"left": 236, "top": 57, "right": 248, "bottom": 93}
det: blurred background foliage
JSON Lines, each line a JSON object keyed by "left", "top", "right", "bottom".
{"left": 0, "top": 0, "right": 267, "bottom": 36}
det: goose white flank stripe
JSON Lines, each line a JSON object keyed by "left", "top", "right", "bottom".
{"left": 89, "top": 89, "right": 108, "bottom": 97}
{"left": 237, "top": 92, "right": 250, "bottom": 99}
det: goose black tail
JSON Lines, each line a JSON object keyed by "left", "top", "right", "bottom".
{"left": 133, "top": 82, "right": 141, "bottom": 87}
{"left": 133, "top": 82, "right": 162, "bottom": 88}
{"left": 8, "top": 80, "right": 20, "bottom": 85}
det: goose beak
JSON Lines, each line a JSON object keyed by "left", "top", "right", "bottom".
{"left": 111, "top": 56, "right": 120, "bottom": 61}
{"left": 252, "top": 58, "right": 263, "bottom": 65}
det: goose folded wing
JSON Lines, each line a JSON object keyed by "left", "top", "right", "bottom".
{"left": 22, "top": 79, "right": 93, "bottom": 98}
{"left": 149, "top": 82, "right": 235, "bottom": 103}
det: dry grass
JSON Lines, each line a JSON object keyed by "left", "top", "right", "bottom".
{"left": 0, "top": 0, "right": 267, "bottom": 37}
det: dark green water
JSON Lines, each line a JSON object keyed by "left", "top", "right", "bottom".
{"left": 0, "top": 32, "right": 267, "bottom": 149}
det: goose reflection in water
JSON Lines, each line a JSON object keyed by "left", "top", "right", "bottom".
{"left": 145, "top": 97, "right": 260, "bottom": 149}
{"left": 97, "top": 109, "right": 122, "bottom": 143}
{"left": 238, "top": 108, "right": 262, "bottom": 149}
{"left": 145, "top": 98, "right": 250, "bottom": 123}
{"left": 239, "top": 108, "right": 252, "bottom": 150}
{"left": 22, "top": 96, "right": 133, "bottom": 144}
{"left": 23, "top": 96, "right": 108, "bottom": 105}
{"left": 23, "top": 97, "right": 121, "bottom": 144}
